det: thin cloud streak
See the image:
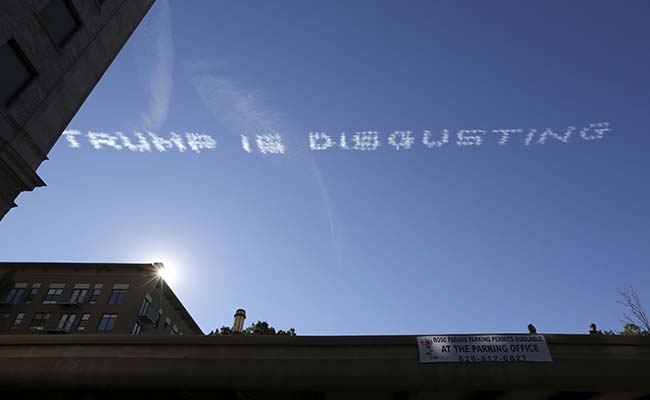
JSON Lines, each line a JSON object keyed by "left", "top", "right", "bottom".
{"left": 135, "top": 0, "right": 174, "bottom": 131}
{"left": 186, "top": 61, "right": 340, "bottom": 267}
{"left": 306, "top": 156, "right": 341, "bottom": 264}
{"left": 186, "top": 63, "right": 281, "bottom": 135}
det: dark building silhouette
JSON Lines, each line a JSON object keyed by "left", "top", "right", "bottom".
{"left": 0, "top": 0, "right": 155, "bottom": 220}
{"left": 0, "top": 333, "right": 649, "bottom": 398}
{"left": 0, "top": 266, "right": 649, "bottom": 397}
{"left": 0, "top": 262, "right": 202, "bottom": 335}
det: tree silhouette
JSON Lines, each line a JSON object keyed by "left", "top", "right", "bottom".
{"left": 210, "top": 321, "right": 296, "bottom": 336}
{"left": 602, "top": 287, "right": 650, "bottom": 336}
{"left": 617, "top": 287, "right": 650, "bottom": 333}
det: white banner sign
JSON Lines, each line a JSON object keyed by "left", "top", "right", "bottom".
{"left": 417, "top": 334, "right": 552, "bottom": 363}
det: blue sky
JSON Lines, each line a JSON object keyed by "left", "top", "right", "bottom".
{"left": 1, "top": 0, "right": 650, "bottom": 335}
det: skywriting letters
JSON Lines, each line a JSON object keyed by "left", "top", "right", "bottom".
{"left": 308, "top": 122, "right": 610, "bottom": 151}
{"left": 62, "top": 122, "right": 611, "bottom": 155}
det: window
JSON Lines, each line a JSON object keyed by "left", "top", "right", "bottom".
{"left": 97, "top": 314, "right": 117, "bottom": 331}
{"left": 139, "top": 298, "right": 151, "bottom": 315}
{"left": 29, "top": 313, "right": 50, "bottom": 330}
{"left": 77, "top": 313, "right": 91, "bottom": 331}
{"left": 57, "top": 313, "right": 76, "bottom": 331}
{"left": 131, "top": 322, "right": 142, "bottom": 335}
{"left": 139, "top": 297, "right": 160, "bottom": 326}
{"left": 12, "top": 312, "right": 25, "bottom": 329}
{"left": 38, "top": 0, "right": 81, "bottom": 47}
{"left": 107, "top": 289, "right": 127, "bottom": 305}
{"left": 89, "top": 288, "right": 101, "bottom": 304}
{"left": 0, "top": 39, "right": 35, "bottom": 105}
{"left": 42, "top": 288, "right": 63, "bottom": 304}
{"left": 25, "top": 284, "right": 40, "bottom": 304}
{"left": 69, "top": 288, "right": 87, "bottom": 304}
{"left": 0, "top": 313, "right": 10, "bottom": 327}
{"left": 5, "top": 287, "right": 25, "bottom": 305}
{"left": 171, "top": 325, "right": 179, "bottom": 336}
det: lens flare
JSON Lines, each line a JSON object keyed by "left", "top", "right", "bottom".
{"left": 155, "top": 260, "right": 177, "bottom": 285}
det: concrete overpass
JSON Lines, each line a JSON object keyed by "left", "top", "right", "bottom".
{"left": 0, "top": 333, "right": 648, "bottom": 399}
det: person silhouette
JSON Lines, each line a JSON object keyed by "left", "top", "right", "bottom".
{"left": 589, "top": 323, "right": 602, "bottom": 335}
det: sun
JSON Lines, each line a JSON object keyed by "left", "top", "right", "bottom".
{"left": 155, "top": 260, "right": 177, "bottom": 285}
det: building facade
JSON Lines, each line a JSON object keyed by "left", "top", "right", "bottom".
{"left": 0, "top": 0, "right": 155, "bottom": 220}
{"left": 0, "top": 262, "right": 202, "bottom": 335}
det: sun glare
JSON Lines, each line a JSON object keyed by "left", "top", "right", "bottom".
{"left": 137, "top": 245, "right": 190, "bottom": 289}
{"left": 154, "top": 259, "right": 178, "bottom": 286}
